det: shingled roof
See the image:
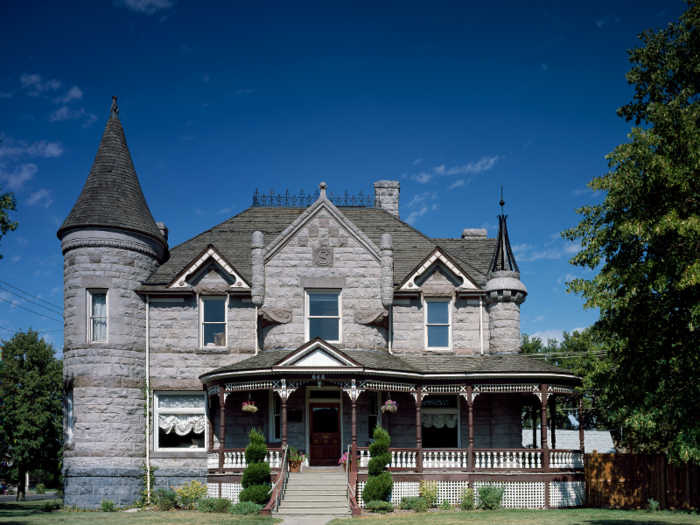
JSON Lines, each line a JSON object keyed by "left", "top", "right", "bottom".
{"left": 141, "top": 205, "right": 496, "bottom": 290}
{"left": 57, "top": 98, "right": 166, "bottom": 248}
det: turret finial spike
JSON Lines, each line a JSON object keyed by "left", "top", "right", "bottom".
{"left": 110, "top": 96, "right": 119, "bottom": 119}
{"left": 500, "top": 185, "right": 505, "bottom": 215}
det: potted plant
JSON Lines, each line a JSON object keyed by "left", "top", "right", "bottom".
{"left": 338, "top": 452, "right": 361, "bottom": 472}
{"left": 287, "top": 446, "right": 305, "bottom": 472}
{"left": 381, "top": 399, "right": 398, "bottom": 414}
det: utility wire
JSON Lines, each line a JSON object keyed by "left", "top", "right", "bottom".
{"left": 0, "top": 325, "right": 63, "bottom": 335}
{"left": 0, "top": 297, "right": 63, "bottom": 323}
{"left": 0, "top": 279, "right": 63, "bottom": 310}
{"left": 0, "top": 287, "right": 63, "bottom": 315}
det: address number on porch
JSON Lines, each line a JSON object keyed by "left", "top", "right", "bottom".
{"left": 312, "top": 374, "right": 325, "bottom": 379}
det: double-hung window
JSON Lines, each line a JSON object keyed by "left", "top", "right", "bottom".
{"left": 270, "top": 392, "right": 281, "bottom": 442}
{"left": 88, "top": 290, "right": 108, "bottom": 342}
{"left": 368, "top": 391, "right": 379, "bottom": 437}
{"left": 155, "top": 392, "right": 206, "bottom": 450}
{"left": 201, "top": 296, "right": 227, "bottom": 347}
{"left": 306, "top": 290, "right": 341, "bottom": 342}
{"left": 425, "top": 298, "right": 451, "bottom": 349}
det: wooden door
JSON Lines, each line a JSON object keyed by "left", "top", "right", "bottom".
{"left": 309, "top": 403, "right": 341, "bottom": 466}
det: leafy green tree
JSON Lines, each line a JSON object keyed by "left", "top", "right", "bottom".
{"left": 0, "top": 330, "right": 63, "bottom": 500}
{"left": 562, "top": 1, "right": 700, "bottom": 463}
{"left": 0, "top": 140, "right": 19, "bottom": 260}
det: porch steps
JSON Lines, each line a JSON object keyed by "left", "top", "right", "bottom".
{"left": 275, "top": 471, "right": 351, "bottom": 518}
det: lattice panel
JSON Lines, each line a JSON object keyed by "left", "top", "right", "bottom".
{"left": 550, "top": 481, "right": 585, "bottom": 507}
{"left": 207, "top": 483, "right": 219, "bottom": 498}
{"left": 548, "top": 385, "right": 578, "bottom": 395}
{"left": 225, "top": 381, "right": 278, "bottom": 392}
{"left": 221, "top": 482, "right": 243, "bottom": 503}
{"left": 473, "top": 481, "right": 545, "bottom": 508}
{"left": 437, "top": 481, "right": 469, "bottom": 505}
{"left": 473, "top": 384, "right": 538, "bottom": 393}
{"left": 357, "top": 481, "right": 419, "bottom": 507}
{"left": 424, "top": 385, "right": 467, "bottom": 394}
{"left": 362, "top": 381, "right": 416, "bottom": 392}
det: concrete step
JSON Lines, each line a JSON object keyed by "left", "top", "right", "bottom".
{"left": 288, "top": 474, "right": 347, "bottom": 480}
{"left": 276, "top": 508, "right": 350, "bottom": 516}
{"left": 280, "top": 500, "right": 347, "bottom": 507}
{"left": 282, "top": 495, "right": 348, "bottom": 503}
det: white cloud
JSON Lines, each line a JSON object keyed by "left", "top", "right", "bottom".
{"left": 413, "top": 158, "right": 422, "bottom": 165}
{"left": 0, "top": 137, "right": 64, "bottom": 159}
{"left": 405, "top": 191, "right": 438, "bottom": 225}
{"left": 448, "top": 179, "right": 465, "bottom": 190}
{"left": 411, "top": 172, "right": 433, "bottom": 183}
{"left": 49, "top": 106, "right": 98, "bottom": 126}
{"left": 0, "top": 163, "right": 38, "bottom": 190}
{"left": 531, "top": 327, "right": 588, "bottom": 342}
{"left": 557, "top": 273, "right": 578, "bottom": 285}
{"left": 572, "top": 187, "right": 593, "bottom": 196}
{"left": 28, "top": 189, "right": 53, "bottom": 208}
{"left": 596, "top": 15, "right": 619, "bottom": 28}
{"left": 409, "top": 156, "right": 499, "bottom": 183}
{"left": 51, "top": 286, "right": 62, "bottom": 294}
{"left": 195, "top": 206, "right": 206, "bottom": 215}
{"left": 54, "top": 85, "right": 83, "bottom": 104}
{"left": 406, "top": 205, "right": 429, "bottom": 225}
{"left": 20, "top": 74, "right": 61, "bottom": 96}
{"left": 15, "top": 236, "right": 28, "bottom": 247}
{"left": 10, "top": 255, "right": 21, "bottom": 262}
{"left": 533, "top": 315, "right": 546, "bottom": 323}
{"left": 236, "top": 88, "right": 253, "bottom": 96}
{"left": 512, "top": 241, "right": 581, "bottom": 262}
{"left": 217, "top": 206, "right": 235, "bottom": 215}
{"left": 115, "top": 0, "right": 177, "bottom": 14}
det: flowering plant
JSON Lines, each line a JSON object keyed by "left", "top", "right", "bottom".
{"left": 242, "top": 401, "right": 258, "bottom": 413}
{"left": 338, "top": 452, "right": 360, "bottom": 466}
{"left": 288, "top": 446, "right": 306, "bottom": 463}
{"left": 381, "top": 399, "right": 398, "bottom": 413}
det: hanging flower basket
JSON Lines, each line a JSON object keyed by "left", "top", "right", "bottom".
{"left": 381, "top": 400, "right": 398, "bottom": 414}
{"left": 242, "top": 401, "right": 258, "bottom": 413}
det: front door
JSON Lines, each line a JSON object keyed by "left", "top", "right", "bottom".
{"left": 309, "top": 403, "right": 341, "bottom": 466}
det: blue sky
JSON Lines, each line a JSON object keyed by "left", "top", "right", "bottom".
{"left": 0, "top": 0, "right": 687, "bottom": 354}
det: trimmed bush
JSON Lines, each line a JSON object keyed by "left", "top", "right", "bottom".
{"left": 362, "top": 471, "right": 393, "bottom": 503}
{"left": 244, "top": 428, "right": 267, "bottom": 464}
{"left": 241, "top": 461, "right": 271, "bottom": 487}
{"left": 440, "top": 499, "right": 452, "bottom": 510}
{"left": 197, "top": 497, "right": 233, "bottom": 513}
{"left": 419, "top": 480, "right": 439, "bottom": 508}
{"left": 477, "top": 483, "right": 505, "bottom": 510}
{"left": 156, "top": 487, "right": 177, "bottom": 511}
{"left": 366, "top": 500, "right": 394, "bottom": 513}
{"left": 460, "top": 488, "right": 475, "bottom": 510}
{"left": 41, "top": 501, "right": 61, "bottom": 512}
{"left": 176, "top": 480, "right": 207, "bottom": 510}
{"left": 399, "top": 496, "right": 428, "bottom": 512}
{"left": 229, "top": 501, "right": 264, "bottom": 515}
{"left": 100, "top": 500, "right": 116, "bottom": 512}
{"left": 239, "top": 484, "right": 270, "bottom": 506}
{"left": 35, "top": 483, "right": 46, "bottom": 495}
{"left": 362, "top": 425, "right": 393, "bottom": 502}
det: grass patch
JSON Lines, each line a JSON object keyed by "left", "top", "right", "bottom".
{"left": 327, "top": 508, "right": 700, "bottom": 524}
{"left": 0, "top": 500, "right": 281, "bottom": 524}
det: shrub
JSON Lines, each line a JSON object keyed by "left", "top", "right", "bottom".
{"left": 363, "top": 426, "right": 393, "bottom": 502}
{"left": 244, "top": 428, "right": 267, "bottom": 464}
{"left": 55, "top": 488, "right": 64, "bottom": 501}
{"left": 35, "top": 483, "right": 46, "bottom": 495}
{"left": 440, "top": 499, "right": 452, "bottom": 510}
{"left": 197, "top": 497, "right": 232, "bottom": 513}
{"left": 176, "top": 480, "right": 208, "bottom": 510}
{"left": 647, "top": 498, "right": 661, "bottom": 512}
{"left": 229, "top": 500, "right": 264, "bottom": 515}
{"left": 419, "top": 480, "right": 439, "bottom": 508}
{"left": 477, "top": 483, "right": 505, "bottom": 510}
{"left": 363, "top": 471, "right": 393, "bottom": 503}
{"left": 399, "top": 496, "right": 427, "bottom": 512}
{"left": 41, "top": 501, "right": 61, "bottom": 512}
{"left": 239, "top": 484, "right": 271, "bottom": 506}
{"left": 365, "top": 500, "right": 394, "bottom": 513}
{"left": 460, "top": 488, "right": 475, "bottom": 510}
{"left": 100, "top": 500, "right": 116, "bottom": 512}
{"left": 156, "top": 487, "right": 177, "bottom": 511}
{"left": 241, "top": 461, "right": 271, "bottom": 488}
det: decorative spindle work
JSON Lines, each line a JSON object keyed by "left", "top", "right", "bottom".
{"left": 252, "top": 188, "right": 376, "bottom": 207}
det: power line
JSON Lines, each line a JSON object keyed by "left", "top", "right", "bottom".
{"left": 0, "top": 297, "right": 63, "bottom": 323}
{"left": 0, "top": 279, "right": 63, "bottom": 310}
{"left": 0, "top": 325, "right": 63, "bottom": 335}
{"left": 0, "top": 287, "right": 63, "bottom": 315}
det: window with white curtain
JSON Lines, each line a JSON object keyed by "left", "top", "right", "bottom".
{"left": 88, "top": 290, "right": 107, "bottom": 342}
{"left": 155, "top": 392, "right": 206, "bottom": 450}
{"left": 421, "top": 394, "right": 460, "bottom": 448}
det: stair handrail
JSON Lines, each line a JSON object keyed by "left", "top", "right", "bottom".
{"left": 262, "top": 443, "right": 289, "bottom": 515}
{"left": 346, "top": 444, "right": 360, "bottom": 515}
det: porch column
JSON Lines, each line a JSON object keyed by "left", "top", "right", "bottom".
{"left": 540, "top": 384, "right": 549, "bottom": 472}
{"left": 550, "top": 395, "right": 557, "bottom": 450}
{"left": 578, "top": 395, "right": 585, "bottom": 452}
{"left": 207, "top": 394, "right": 214, "bottom": 453}
{"left": 415, "top": 385, "right": 423, "bottom": 472}
{"left": 281, "top": 395, "right": 288, "bottom": 448}
{"left": 351, "top": 397, "right": 357, "bottom": 474}
{"left": 531, "top": 403, "right": 537, "bottom": 448}
{"left": 219, "top": 389, "right": 226, "bottom": 473}
{"left": 467, "top": 385, "right": 474, "bottom": 472}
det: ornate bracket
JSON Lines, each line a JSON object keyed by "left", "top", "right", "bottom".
{"left": 411, "top": 391, "right": 429, "bottom": 402}
{"left": 534, "top": 392, "right": 553, "bottom": 403}
{"left": 353, "top": 309, "right": 389, "bottom": 328}
{"left": 343, "top": 379, "right": 365, "bottom": 402}
{"left": 259, "top": 308, "right": 293, "bottom": 328}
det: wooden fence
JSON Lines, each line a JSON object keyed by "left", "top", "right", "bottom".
{"left": 585, "top": 453, "right": 700, "bottom": 509}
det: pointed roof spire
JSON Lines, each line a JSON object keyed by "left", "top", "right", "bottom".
{"left": 57, "top": 97, "right": 166, "bottom": 248}
{"left": 488, "top": 188, "right": 519, "bottom": 276}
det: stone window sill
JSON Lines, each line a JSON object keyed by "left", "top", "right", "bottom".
{"left": 151, "top": 450, "right": 207, "bottom": 459}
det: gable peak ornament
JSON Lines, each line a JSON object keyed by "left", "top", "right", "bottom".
{"left": 313, "top": 246, "right": 333, "bottom": 267}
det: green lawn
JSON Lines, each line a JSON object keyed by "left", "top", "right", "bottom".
{"left": 0, "top": 500, "right": 281, "bottom": 525}
{"left": 328, "top": 508, "right": 700, "bottom": 525}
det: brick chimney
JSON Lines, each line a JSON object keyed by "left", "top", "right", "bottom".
{"left": 374, "top": 180, "right": 400, "bottom": 218}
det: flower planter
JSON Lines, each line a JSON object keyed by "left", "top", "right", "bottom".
{"left": 289, "top": 460, "right": 302, "bottom": 473}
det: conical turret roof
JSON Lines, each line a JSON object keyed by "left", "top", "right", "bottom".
{"left": 57, "top": 97, "right": 166, "bottom": 248}
{"left": 488, "top": 214, "right": 519, "bottom": 275}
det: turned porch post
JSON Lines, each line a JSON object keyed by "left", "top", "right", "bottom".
{"left": 281, "top": 395, "right": 288, "bottom": 448}
{"left": 550, "top": 395, "right": 557, "bottom": 450}
{"left": 415, "top": 385, "right": 423, "bottom": 472}
{"left": 532, "top": 403, "right": 538, "bottom": 448}
{"left": 578, "top": 395, "right": 585, "bottom": 452}
{"left": 351, "top": 397, "right": 357, "bottom": 473}
{"left": 540, "top": 384, "right": 549, "bottom": 472}
{"left": 219, "top": 389, "right": 226, "bottom": 473}
{"left": 467, "top": 385, "right": 474, "bottom": 472}
{"left": 207, "top": 394, "right": 214, "bottom": 453}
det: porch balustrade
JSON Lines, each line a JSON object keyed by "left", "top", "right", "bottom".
{"left": 208, "top": 449, "right": 284, "bottom": 470}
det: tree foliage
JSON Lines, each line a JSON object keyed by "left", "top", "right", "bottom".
{"left": 0, "top": 330, "right": 63, "bottom": 500}
{"left": 0, "top": 140, "right": 19, "bottom": 260}
{"left": 562, "top": 1, "right": 700, "bottom": 463}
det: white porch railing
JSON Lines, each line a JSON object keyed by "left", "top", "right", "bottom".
{"left": 474, "top": 450, "right": 542, "bottom": 469}
{"left": 208, "top": 450, "right": 283, "bottom": 470}
{"left": 550, "top": 451, "right": 584, "bottom": 469}
{"left": 422, "top": 450, "right": 469, "bottom": 469}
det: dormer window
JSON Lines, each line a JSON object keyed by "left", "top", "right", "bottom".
{"left": 425, "top": 298, "right": 451, "bottom": 349}
{"left": 201, "top": 296, "right": 227, "bottom": 347}
{"left": 88, "top": 290, "right": 108, "bottom": 342}
{"left": 306, "top": 290, "right": 341, "bottom": 343}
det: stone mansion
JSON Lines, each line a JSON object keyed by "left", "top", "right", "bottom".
{"left": 60, "top": 98, "right": 585, "bottom": 512}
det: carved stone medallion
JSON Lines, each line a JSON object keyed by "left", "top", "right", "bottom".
{"left": 313, "top": 246, "right": 333, "bottom": 267}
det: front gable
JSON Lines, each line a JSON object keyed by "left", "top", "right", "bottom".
{"left": 167, "top": 244, "right": 250, "bottom": 289}
{"left": 272, "top": 338, "right": 363, "bottom": 371}
{"left": 398, "top": 247, "right": 479, "bottom": 292}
